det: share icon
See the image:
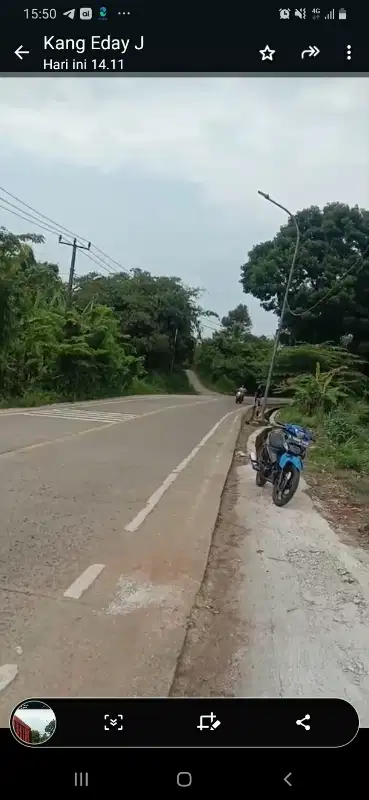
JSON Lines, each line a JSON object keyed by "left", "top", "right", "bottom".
{"left": 296, "top": 714, "right": 311, "bottom": 731}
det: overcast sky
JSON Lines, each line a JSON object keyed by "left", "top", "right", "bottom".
{"left": 0, "top": 77, "right": 368, "bottom": 336}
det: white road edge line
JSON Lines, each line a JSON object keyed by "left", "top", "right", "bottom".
{"left": 125, "top": 410, "right": 237, "bottom": 533}
{"left": 63, "top": 564, "right": 105, "bottom": 600}
{"left": 0, "top": 664, "right": 18, "bottom": 693}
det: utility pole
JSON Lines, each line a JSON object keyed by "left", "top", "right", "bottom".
{"left": 257, "top": 191, "right": 301, "bottom": 420}
{"left": 170, "top": 327, "right": 178, "bottom": 374}
{"left": 58, "top": 236, "right": 91, "bottom": 305}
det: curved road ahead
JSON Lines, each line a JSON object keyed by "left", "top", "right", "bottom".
{"left": 0, "top": 392, "right": 247, "bottom": 723}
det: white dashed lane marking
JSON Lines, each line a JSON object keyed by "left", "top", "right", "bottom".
{"left": 22, "top": 409, "right": 137, "bottom": 423}
{"left": 63, "top": 564, "right": 106, "bottom": 600}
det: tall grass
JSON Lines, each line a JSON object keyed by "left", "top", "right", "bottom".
{"left": 278, "top": 401, "right": 369, "bottom": 474}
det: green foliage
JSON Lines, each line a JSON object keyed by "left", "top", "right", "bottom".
{"left": 221, "top": 303, "right": 252, "bottom": 336}
{"left": 195, "top": 304, "right": 273, "bottom": 392}
{"left": 74, "top": 268, "right": 206, "bottom": 373}
{"left": 282, "top": 362, "right": 351, "bottom": 415}
{"left": 278, "top": 394, "right": 369, "bottom": 475}
{"left": 128, "top": 369, "right": 194, "bottom": 395}
{"left": 0, "top": 227, "right": 206, "bottom": 404}
{"left": 273, "top": 343, "right": 367, "bottom": 395}
{"left": 240, "top": 202, "right": 369, "bottom": 356}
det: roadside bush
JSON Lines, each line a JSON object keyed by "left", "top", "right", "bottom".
{"left": 278, "top": 400, "right": 369, "bottom": 474}
{"left": 322, "top": 408, "right": 358, "bottom": 445}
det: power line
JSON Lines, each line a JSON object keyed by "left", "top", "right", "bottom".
{"left": 267, "top": 212, "right": 369, "bottom": 319}
{"left": 0, "top": 200, "right": 119, "bottom": 278}
{"left": 286, "top": 243, "right": 369, "bottom": 317}
{"left": 0, "top": 186, "right": 130, "bottom": 275}
{"left": 78, "top": 246, "right": 127, "bottom": 276}
{"left": 0, "top": 200, "right": 67, "bottom": 240}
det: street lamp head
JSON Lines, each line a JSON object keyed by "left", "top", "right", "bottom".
{"left": 258, "top": 190, "right": 270, "bottom": 200}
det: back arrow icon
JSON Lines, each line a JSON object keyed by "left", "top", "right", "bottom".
{"left": 15, "top": 45, "right": 30, "bottom": 60}
{"left": 284, "top": 772, "right": 292, "bottom": 787}
{"left": 301, "top": 45, "right": 320, "bottom": 59}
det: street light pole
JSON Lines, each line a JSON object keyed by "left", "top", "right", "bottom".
{"left": 257, "top": 191, "right": 301, "bottom": 420}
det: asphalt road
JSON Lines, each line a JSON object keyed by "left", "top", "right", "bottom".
{"left": 0, "top": 392, "right": 247, "bottom": 724}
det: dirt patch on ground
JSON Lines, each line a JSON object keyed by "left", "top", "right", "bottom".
{"left": 170, "top": 417, "right": 254, "bottom": 697}
{"left": 305, "top": 470, "right": 369, "bottom": 551}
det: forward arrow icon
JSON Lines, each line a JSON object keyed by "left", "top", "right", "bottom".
{"left": 301, "top": 45, "right": 320, "bottom": 59}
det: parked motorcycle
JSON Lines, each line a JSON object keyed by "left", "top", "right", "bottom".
{"left": 249, "top": 423, "right": 314, "bottom": 507}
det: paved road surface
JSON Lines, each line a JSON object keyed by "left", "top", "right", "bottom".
{"left": 185, "top": 369, "right": 215, "bottom": 394}
{"left": 0, "top": 392, "right": 247, "bottom": 724}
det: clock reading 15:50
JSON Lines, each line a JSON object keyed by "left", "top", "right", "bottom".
{"left": 92, "top": 59, "right": 124, "bottom": 70}
{"left": 24, "top": 8, "right": 57, "bottom": 18}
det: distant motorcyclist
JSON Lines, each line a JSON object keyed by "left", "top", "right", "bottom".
{"left": 236, "top": 385, "right": 246, "bottom": 404}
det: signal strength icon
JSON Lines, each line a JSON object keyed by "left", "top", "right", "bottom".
{"left": 325, "top": 8, "right": 335, "bottom": 18}
{"left": 63, "top": 8, "right": 75, "bottom": 18}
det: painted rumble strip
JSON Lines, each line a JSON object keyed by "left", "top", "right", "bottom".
{"left": 63, "top": 564, "right": 106, "bottom": 600}
{"left": 125, "top": 410, "right": 237, "bottom": 533}
{"left": 22, "top": 410, "right": 137, "bottom": 423}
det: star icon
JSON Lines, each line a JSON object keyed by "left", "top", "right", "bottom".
{"left": 259, "top": 45, "right": 275, "bottom": 61}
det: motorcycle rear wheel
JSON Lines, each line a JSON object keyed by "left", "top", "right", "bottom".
{"left": 272, "top": 465, "right": 300, "bottom": 507}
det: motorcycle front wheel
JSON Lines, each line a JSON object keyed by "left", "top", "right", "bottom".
{"left": 255, "top": 446, "right": 268, "bottom": 486}
{"left": 272, "top": 465, "right": 300, "bottom": 507}
{"left": 256, "top": 470, "right": 267, "bottom": 487}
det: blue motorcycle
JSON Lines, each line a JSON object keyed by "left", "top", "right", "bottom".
{"left": 250, "top": 423, "right": 314, "bottom": 507}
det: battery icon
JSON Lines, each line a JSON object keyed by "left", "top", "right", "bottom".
{"left": 338, "top": 8, "right": 347, "bottom": 19}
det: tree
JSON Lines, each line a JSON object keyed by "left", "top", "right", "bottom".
{"left": 240, "top": 203, "right": 369, "bottom": 354}
{"left": 45, "top": 719, "right": 56, "bottom": 736}
{"left": 74, "top": 269, "right": 212, "bottom": 373}
{"left": 31, "top": 729, "right": 41, "bottom": 744}
{"left": 221, "top": 303, "right": 252, "bottom": 336}
{"left": 284, "top": 362, "right": 350, "bottom": 416}
{"left": 195, "top": 305, "right": 273, "bottom": 392}
{"left": 0, "top": 226, "right": 212, "bottom": 403}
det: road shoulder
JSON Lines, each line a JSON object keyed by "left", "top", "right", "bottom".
{"left": 171, "top": 418, "right": 369, "bottom": 726}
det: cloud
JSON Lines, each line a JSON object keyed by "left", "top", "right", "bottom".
{"left": 1, "top": 77, "right": 368, "bottom": 220}
{"left": 0, "top": 76, "right": 368, "bottom": 336}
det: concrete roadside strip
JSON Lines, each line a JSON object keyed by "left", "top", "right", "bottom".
{"left": 171, "top": 414, "right": 369, "bottom": 724}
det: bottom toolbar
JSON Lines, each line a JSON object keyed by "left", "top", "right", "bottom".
{"left": 7, "top": 697, "right": 359, "bottom": 748}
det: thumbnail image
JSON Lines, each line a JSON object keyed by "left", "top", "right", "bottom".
{"left": 10, "top": 700, "right": 57, "bottom": 745}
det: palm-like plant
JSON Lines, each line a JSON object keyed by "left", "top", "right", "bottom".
{"left": 286, "top": 362, "right": 349, "bottom": 415}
